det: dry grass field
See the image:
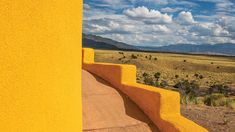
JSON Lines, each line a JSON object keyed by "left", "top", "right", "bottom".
{"left": 94, "top": 49, "right": 235, "bottom": 90}
{"left": 94, "top": 49, "right": 235, "bottom": 131}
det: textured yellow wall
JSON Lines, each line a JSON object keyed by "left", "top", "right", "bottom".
{"left": 0, "top": 1, "right": 82, "bottom": 131}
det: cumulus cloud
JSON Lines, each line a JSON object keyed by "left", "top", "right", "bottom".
{"left": 177, "top": 11, "right": 195, "bottom": 25}
{"left": 83, "top": 0, "right": 235, "bottom": 46}
{"left": 160, "top": 7, "right": 183, "bottom": 13}
{"left": 190, "top": 23, "right": 230, "bottom": 37}
{"left": 124, "top": 6, "right": 172, "bottom": 24}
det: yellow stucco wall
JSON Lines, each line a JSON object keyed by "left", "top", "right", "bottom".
{"left": 0, "top": 1, "right": 82, "bottom": 131}
{"left": 82, "top": 48, "right": 208, "bottom": 132}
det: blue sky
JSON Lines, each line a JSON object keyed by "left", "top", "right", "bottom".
{"left": 83, "top": 0, "right": 235, "bottom": 46}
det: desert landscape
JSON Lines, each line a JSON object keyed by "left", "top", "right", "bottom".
{"left": 94, "top": 49, "right": 235, "bottom": 131}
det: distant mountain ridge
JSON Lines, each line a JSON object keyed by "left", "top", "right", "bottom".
{"left": 82, "top": 34, "right": 235, "bottom": 56}
{"left": 82, "top": 33, "right": 137, "bottom": 50}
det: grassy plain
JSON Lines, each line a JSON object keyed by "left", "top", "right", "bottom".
{"left": 93, "top": 49, "right": 235, "bottom": 131}
{"left": 94, "top": 49, "right": 235, "bottom": 90}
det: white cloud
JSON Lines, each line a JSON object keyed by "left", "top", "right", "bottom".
{"left": 152, "top": 25, "right": 171, "bottom": 33}
{"left": 83, "top": 1, "right": 235, "bottom": 46}
{"left": 124, "top": 6, "right": 172, "bottom": 24}
{"left": 83, "top": 4, "right": 90, "bottom": 10}
{"left": 190, "top": 23, "right": 230, "bottom": 37}
{"left": 177, "top": 11, "right": 195, "bottom": 25}
{"left": 161, "top": 7, "right": 183, "bottom": 13}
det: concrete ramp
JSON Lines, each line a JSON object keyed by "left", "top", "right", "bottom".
{"left": 82, "top": 70, "right": 159, "bottom": 132}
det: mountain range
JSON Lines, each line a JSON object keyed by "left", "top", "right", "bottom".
{"left": 82, "top": 34, "right": 235, "bottom": 56}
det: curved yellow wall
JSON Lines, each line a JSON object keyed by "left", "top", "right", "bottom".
{"left": 82, "top": 48, "right": 208, "bottom": 132}
{"left": 0, "top": 1, "right": 82, "bottom": 131}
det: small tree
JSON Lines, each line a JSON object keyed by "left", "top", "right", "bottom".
{"left": 144, "top": 76, "right": 154, "bottom": 86}
{"left": 131, "top": 54, "right": 137, "bottom": 59}
{"left": 142, "top": 72, "right": 148, "bottom": 77}
{"left": 160, "top": 80, "right": 168, "bottom": 88}
{"left": 199, "top": 75, "right": 204, "bottom": 79}
{"left": 175, "top": 74, "right": 179, "bottom": 79}
{"left": 154, "top": 72, "right": 161, "bottom": 81}
{"left": 174, "top": 80, "right": 199, "bottom": 103}
{"left": 118, "top": 52, "right": 124, "bottom": 54}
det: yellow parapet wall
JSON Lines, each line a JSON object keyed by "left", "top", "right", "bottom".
{"left": 82, "top": 48, "right": 208, "bottom": 132}
{"left": 0, "top": 1, "right": 82, "bottom": 131}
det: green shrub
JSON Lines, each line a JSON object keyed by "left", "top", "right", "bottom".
{"left": 195, "top": 97, "right": 204, "bottom": 105}
{"left": 204, "top": 93, "right": 227, "bottom": 106}
{"left": 175, "top": 74, "right": 179, "bottom": 78}
{"left": 227, "top": 100, "right": 235, "bottom": 109}
{"left": 131, "top": 54, "right": 137, "bottom": 59}
{"left": 181, "top": 95, "right": 197, "bottom": 104}
{"left": 199, "top": 75, "right": 204, "bottom": 79}
{"left": 160, "top": 80, "right": 168, "bottom": 88}
{"left": 208, "top": 84, "right": 230, "bottom": 96}
{"left": 194, "top": 73, "right": 199, "bottom": 78}
{"left": 154, "top": 72, "right": 161, "bottom": 81}
{"left": 144, "top": 76, "right": 154, "bottom": 86}
{"left": 174, "top": 80, "right": 199, "bottom": 101}
{"left": 142, "top": 72, "right": 148, "bottom": 77}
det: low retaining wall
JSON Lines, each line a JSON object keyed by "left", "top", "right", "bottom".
{"left": 82, "top": 48, "right": 207, "bottom": 132}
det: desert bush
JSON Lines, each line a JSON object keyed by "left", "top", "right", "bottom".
{"left": 149, "top": 55, "right": 152, "bottom": 60}
{"left": 175, "top": 74, "right": 179, "bottom": 79}
{"left": 144, "top": 76, "right": 154, "bottom": 85}
{"left": 195, "top": 97, "right": 204, "bottom": 105}
{"left": 227, "top": 100, "right": 235, "bottom": 109}
{"left": 142, "top": 72, "right": 148, "bottom": 77}
{"left": 118, "top": 58, "right": 122, "bottom": 61}
{"left": 118, "top": 52, "right": 124, "bottom": 54}
{"left": 208, "top": 84, "right": 231, "bottom": 96}
{"left": 154, "top": 57, "right": 157, "bottom": 60}
{"left": 217, "top": 66, "right": 220, "bottom": 69}
{"left": 174, "top": 80, "right": 199, "bottom": 102}
{"left": 211, "top": 62, "right": 214, "bottom": 64}
{"left": 181, "top": 95, "right": 196, "bottom": 104}
{"left": 199, "top": 75, "right": 204, "bottom": 79}
{"left": 160, "top": 80, "right": 168, "bottom": 88}
{"left": 155, "top": 81, "right": 160, "bottom": 87}
{"left": 204, "top": 93, "right": 227, "bottom": 106}
{"left": 183, "top": 60, "right": 187, "bottom": 62}
{"left": 131, "top": 54, "right": 137, "bottom": 59}
{"left": 145, "top": 56, "right": 148, "bottom": 59}
{"left": 154, "top": 72, "right": 161, "bottom": 81}
{"left": 194, "top": 73, "right": 199, "bottom": 78}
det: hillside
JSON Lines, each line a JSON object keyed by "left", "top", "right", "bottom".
{"left": 82, "top": 33, "right": 137, "bottom": 50}
{"left": 82, "top": 34, "right": 235, "bottom": 56}
{"left": 139, "top": 44, "right": 235, "bottom": 56}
